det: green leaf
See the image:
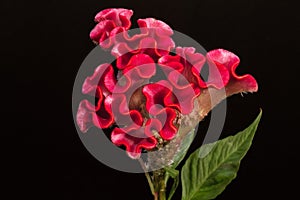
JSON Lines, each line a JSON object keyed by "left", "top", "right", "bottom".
{"left": 172, "top": 129, "right": 196, "bottom": 168}
{"left": 165, "top": 167, "right": 179, "bottom": 200}
{"left": 181, "top": 110, "right": 262, "bottom": 200}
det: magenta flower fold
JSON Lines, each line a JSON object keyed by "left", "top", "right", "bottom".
{"left": 205, "top": 49, "right": 258, "bottom": 91}
{"left": 111, "top": 123, "right": 157, "bottom": 159}
{"left": 90, "top": 8, "right": 133, "bottom": 48}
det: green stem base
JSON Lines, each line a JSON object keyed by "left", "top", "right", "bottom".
{"left": 153, "top": 169, "right": 166, "bottom": 200}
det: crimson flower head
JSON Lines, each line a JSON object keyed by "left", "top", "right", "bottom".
{"left": 76, "top": 8, "right": 258, "bottom": 159}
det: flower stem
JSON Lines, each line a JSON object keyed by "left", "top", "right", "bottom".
{"left": 153, "top": 169, "right": 166, "bottom": 200}
{"left": 138, "top": 159, "right": 167, "bottom": 200}
{"left": 138, "top": 159, "right": 155, "bottom": 196}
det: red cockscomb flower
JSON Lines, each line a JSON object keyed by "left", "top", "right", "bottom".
{"left": 76, "top": 8, "right": 258, "bottom": 159}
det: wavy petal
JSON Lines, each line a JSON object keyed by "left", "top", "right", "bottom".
{"left": 138, "top": 18, "right": 173, "bottom": 36}
{"left": 112, "top": 43, "right": 141, "bottom": 69}
{"left": 155, "top": 108, "right": 178, "bottom": 140}
{"left": 158, "top": 47, "right": 205, "bottom": 91}
{"left": 108, "top": 94, "right": 144, "bottom": 126}
{"left": 95, "top": 8, "right": 133, "bottom": 29}
{"left": 111, "top": 125, "right": 157, "bottom": 159}
{"left": 207, "top": 49, "right": 258, "bottom": 91}
{"left": 91, "top": 8, "right": 133, "bottom": 48}
{"left": 142, "top": 80, "right": 174, "bottom": 115}
{"left": 110, "top": 18, "right": 175, "bottom": 62}
{"left": 82, "top": 64, "right": 116, "bottom": 97}
{"left": 90, "top": 20, "right": 116, "bottom": 46}
{"left": 175, "top": 47, "right": 205, "bottom": 72}
{"left": 123, "top": 54, "right": 156, "bottom": 78}
{"left": 76, "top": 97, "right": 114, "bottom": 132}
{"left": 200, "top": 59, "right": 230, "bottom": 89}
{"left": 166, "top": 71, "right": 200, "bottom": 114}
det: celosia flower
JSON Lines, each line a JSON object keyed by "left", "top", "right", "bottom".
{"left": 76, "top": 8, "right": 258, "bottom": 159}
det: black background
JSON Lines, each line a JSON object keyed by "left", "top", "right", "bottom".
{"left": 2, "top": 0, "right": 299, "bottom": 199}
